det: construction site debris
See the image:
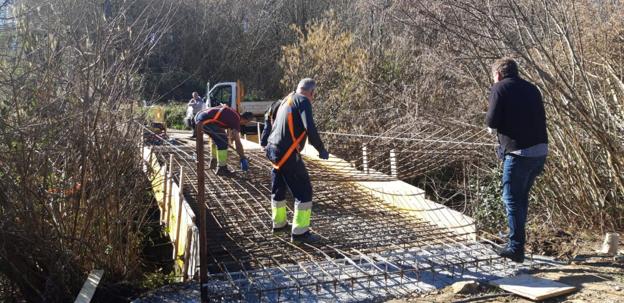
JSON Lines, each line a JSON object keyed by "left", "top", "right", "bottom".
{"left": 490, "top": 274, "right": 576, "bottom": 301}
{"left": 450, "top": 280, "right": 480, "bottom": 294}
{"left": 599, "top": 232, "right": 620, "bottom": 255}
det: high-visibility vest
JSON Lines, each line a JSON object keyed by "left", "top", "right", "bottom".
{"left": 271, "top": 94, "right": 307, "bottom": 170}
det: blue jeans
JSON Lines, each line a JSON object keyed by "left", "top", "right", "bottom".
{"left": 502, "top": 154, "right": 546, "bottom": 253}
{"left": 266, "top": 144, "right": 312, "bottom": 203}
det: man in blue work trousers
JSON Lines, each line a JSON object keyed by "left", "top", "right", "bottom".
{"left": 265, "top": 78, "right": 329, "bottom": 243}
{"left": 486, "top": 58, "right": 548, "bottom": 263}
{"left": 195, "top": 105, "right": 254, "bottom": 176}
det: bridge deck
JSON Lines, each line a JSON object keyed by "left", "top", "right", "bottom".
{"left": 146, "top": 130, "right": 516, "bottom": 301}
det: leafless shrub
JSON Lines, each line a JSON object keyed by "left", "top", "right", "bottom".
{"left": 0, "top": 0, "right": 175, "bottom": 301}
{"left": 280, "top": 0, "right": 623, "bottom": 231}
{"left": 391, "top": 0, "right": 624, "bottom": 230}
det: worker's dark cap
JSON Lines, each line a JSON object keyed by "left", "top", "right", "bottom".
{"left": 240, "top": 112, "right": 254, "bottom": 121}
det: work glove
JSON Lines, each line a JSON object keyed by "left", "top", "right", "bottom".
{"left": 240, "top": 157, "right": 249, "bottom": 172}
{"left": 319, "top": 150, "right": 329, "bottom": 160}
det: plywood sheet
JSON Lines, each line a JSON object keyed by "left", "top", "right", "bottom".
{"left": 490, "top": 274, "right": 576, "bottom": 301}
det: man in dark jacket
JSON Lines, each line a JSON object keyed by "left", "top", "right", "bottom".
{"left": 265, "top": 78, "right": 329, "bottom": 243}
{"left": 486, "top": 58, "right": 548, "bottom": 263}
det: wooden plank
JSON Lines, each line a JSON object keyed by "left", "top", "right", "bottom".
{"left": 490, "top": 274, "right": 576, "bottom": 301}
{"left": 160, "top": 157, "right": 168, "bottom": 223}
{"left": 74, "top": 270, "right": 104, "bottom": 303}
{"left": 174, "top": 166, "right": 185, "bottom": 261}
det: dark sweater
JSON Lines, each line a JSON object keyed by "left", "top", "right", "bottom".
{"left": 486, "top": 76, "right": 548, "bottom": 154}
{"left": 267, "top": 93, "right": 326, "bottom": 156}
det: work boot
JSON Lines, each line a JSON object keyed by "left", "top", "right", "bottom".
{"left": 497, "top": 247, "right": 525, "bottom": 263}
{"left": 208, "top": 158, "right": 217, "bottom": 169}
{"left": 291, "top": 231, "right": 321, "bottom": 244}
{"left": 272, "top": 224, "right": 290, "bottom": 235}
{"left": 215, "top": 166, "right": 232, "bottom": 176}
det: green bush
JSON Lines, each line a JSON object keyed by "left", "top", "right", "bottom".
{"left": 470, "top": 167, "right": 506, "bottom": 233}
{"left": 163, "top": 103, "right": 188, "bottom": 130}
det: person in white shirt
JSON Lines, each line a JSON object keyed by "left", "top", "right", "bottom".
{"left": 185, "top": 91, "right": 206, "bottom": 138}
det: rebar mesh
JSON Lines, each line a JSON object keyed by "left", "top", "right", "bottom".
{"left": 140, "top": 124, "right": 516, "bottom": 301}
{"left": 318, "top": 117, "right": 496, "bottom": 180}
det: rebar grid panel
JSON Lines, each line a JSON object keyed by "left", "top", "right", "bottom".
{"left": 156, "top": 145, "right": 465, "bottom": 252}
{"left": 318, "top": 118, "right": 496, "bottom": 180}
{"left": 144, "top": 131, "right": 515, "bottom": 301}
{"left": 182, "top": 241, "right": 514, "bottom": 302}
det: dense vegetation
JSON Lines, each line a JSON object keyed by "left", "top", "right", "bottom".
{"left": 0, "top": 0, "right": 175, "bottom": 301}
{"left": 0, "top": 0, "right": 621, "bottom": 301}
{"left": 149, "top": 0, "right": 622, "bottom": 231}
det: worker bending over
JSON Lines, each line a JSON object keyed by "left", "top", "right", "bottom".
{"left": 195, "top": 105, "right": 254, "bottom": 176}
{"left": 265, "top": 78, "right": 329, "bottom": 243}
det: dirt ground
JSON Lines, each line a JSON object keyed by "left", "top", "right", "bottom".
{"left": 387, "top": 235, "right": 624, "bottom": 303}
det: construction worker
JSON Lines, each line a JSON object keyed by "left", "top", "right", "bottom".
{"left": 486, "top": 58, "right": 548, "bottom": 263}
{"left": 195, "top": 105, "right": 254, "bottom": 175}
{"left": 185, "top": 92, "right": 206, "bottom": 138}
{"left": 265, "top": 78, "right": 329, "bottom": 243}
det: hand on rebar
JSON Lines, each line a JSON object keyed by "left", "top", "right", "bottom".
{"left": 319, "top": 150, "right": 329, "bottom": 160}
{"left": 240, "top": 158, "right": 249, "bottom": 172}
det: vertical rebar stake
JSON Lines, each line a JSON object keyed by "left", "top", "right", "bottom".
{"left": 362, "top": 145, "right": 369, "bottom": 174}
{"left": 390, "top": 149, "right": 397, "bottom": 178}
{"left": 257, "top": 122, "right": 262, "bottom": 144}
{"left": 195, "top": 123, "right": 208, "bottom": 303}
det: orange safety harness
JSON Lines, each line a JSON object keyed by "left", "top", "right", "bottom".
{"left": 271, "top": 94, "right": 307, "bottom": 170}
{"left": 199, "top": 106, "right": 228, "bottom": 128}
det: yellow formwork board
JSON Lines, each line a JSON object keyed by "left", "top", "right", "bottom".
{"left": 144, "top": 146, "right": 198, "bottom": 280}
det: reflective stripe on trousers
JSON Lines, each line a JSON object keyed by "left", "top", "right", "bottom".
{"left": 209, "top": 142, "right": 228, "bottom": 167}
{"left": 266, "top": 144, "right": 313, "bottom": 235}
{"left": 292, "top": 201, "right": 312, "bottom": 235}
{"left": 271, "top": 200, "right": 287, "bottom": 228}
{"left": 204, "top": 123, "right": 228, "bottom": 167}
